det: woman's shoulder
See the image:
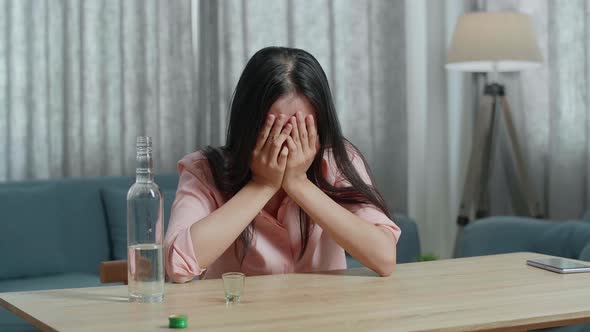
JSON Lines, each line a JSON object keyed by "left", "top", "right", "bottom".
{"left": 179, "top": 150, "right": 209, "bottom": 164}
{"left": 323, "top": 142, "right": 364, "bottom": 170}
{"left": 177, "top": 150, "right": 214, "bottom": 182}
{"left": 322, "top": 142, "right": 371, "bottom": 186}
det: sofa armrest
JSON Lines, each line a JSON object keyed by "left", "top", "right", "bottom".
{"left": 394, "top": 214, "right": 421, "bottom": 263}
{"left": 531, "top": 220, "right": 590, "bottom": 259}
{"left": 455, "top": 217, "right": 554, "bottom": 258}
{"left": 579, "top": 243, "right": 590, "bottom": 262}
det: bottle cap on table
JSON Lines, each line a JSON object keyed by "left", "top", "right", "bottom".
{"left": 168, "top": 314, "right": 188, "bottom": 329}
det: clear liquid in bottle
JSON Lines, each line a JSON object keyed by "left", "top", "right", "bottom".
{"left": 128, "top": 243, "right": 164, "bottom": 302}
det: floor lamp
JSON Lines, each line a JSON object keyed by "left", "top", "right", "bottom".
{"left": 446, "top": 11, "right": 544, "bottom": 252}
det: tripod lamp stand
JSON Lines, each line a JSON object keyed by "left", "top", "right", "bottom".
{"left": 446, "top": 11, "right": 544, "bottom": 227}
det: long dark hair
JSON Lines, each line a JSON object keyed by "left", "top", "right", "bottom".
{"left": 204, "top": 46, "right": 390, "bottom": 262}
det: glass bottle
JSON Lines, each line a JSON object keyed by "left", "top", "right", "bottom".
{"left": 127, "top": 136, "right": 164, "bottom": 303}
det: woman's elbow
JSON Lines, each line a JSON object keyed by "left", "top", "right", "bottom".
{"left": 369, "top": 226, "right": 398, "bottom": 277}
{"left": 165, "top": 256, "right": 192, "bottom": 283}
{"left": 166, "top": 259, "right": 202, "bottom": 283}
{"left": 164, "top": 241, "right": 204, "bottom": 283}
{"left": 168, "top": 272, "right": 192, "bottom": 284}
{"left": 375, "top": 254, "right": 396, "bottom": 277}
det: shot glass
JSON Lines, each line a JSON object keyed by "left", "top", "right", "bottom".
{"left": 222, "top": 272, "right": 245, "bottom": 304}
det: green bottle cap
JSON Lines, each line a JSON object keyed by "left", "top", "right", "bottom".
{"left": 168, "top": 314, "right": 188, "bottom": 329}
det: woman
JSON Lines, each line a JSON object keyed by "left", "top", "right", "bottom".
{"left": 164, "top": 47, "right": 400, "bottom": 282}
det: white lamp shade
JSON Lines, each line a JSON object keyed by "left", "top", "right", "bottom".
{"left": 446, "top": 11, "right": 542, "bottom": 72}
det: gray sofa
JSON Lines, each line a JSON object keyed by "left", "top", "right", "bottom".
{"left": 456, "top": 216, "right": 590, "bottom": 262}
{"left": 455, "top": 215, "right": 590, "bottom": 332}
{"left": 0, "top": 174, "right": 420, "bottom": 331}
{"left": 0, "top": 174, "right": 178, "bottom": 331}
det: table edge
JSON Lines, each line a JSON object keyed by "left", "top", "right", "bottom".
{"left": 471, "top": 315, "right": 590, "bottom": 332}
{"left": 0, "top": 297, "right": 57, "bottom": 332}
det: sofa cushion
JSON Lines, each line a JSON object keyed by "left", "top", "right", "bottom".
{"left": 395, "top": 214, "right": 421, "bottom": 263}
{"left": 101, "top": 188, "right": 176, "bottom": 260}
{"left": 52, "top": 178, "right": 115, "bottom": 274}
{"left": 532, "top": 221, "right": 590, "bottom": 259}
{"left": 0, "top": 185, "right": 66, "bottom": 279}
{"left": 456, "top": 217, "right": 554, "bottom": 258}
{"left": 578, "top": 243, "right": 590, "bottom": 262}
{"left": 154, "top": 174, "right": 180, "bottom": 191}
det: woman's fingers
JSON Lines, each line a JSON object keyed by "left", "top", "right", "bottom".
{"left": 269, "top": 123, "right": 292, "bottom": 162}
{"left": 254, "top": 114, "right": 275, "bottom": 153}
{"left": 285, "top": 136, "right": 297, "bottom": 152}
{"left": 289, "top": 116, "right": 302, "bottom": 154}
{"left": 256, "top": 112, "right": 315, "bottom": 160}
{"left": 277, "top": 146, "right": 289, "bottom": 168}
{"left": 263, "top": 114, "right": 287, "bottom": 151}
{"left": 290, "top": 116, "right": 300, "bottom": 145}
{"left": 296, "top": 112, "right": 308, "bottom": 148}
{"left": 305, "top": 115, "right": 317, "bottom": 151}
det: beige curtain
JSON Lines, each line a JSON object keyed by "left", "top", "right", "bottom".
{"left": 484, "top": 0, "right": 590, "bottom": 219}
{"left": 405, "top": 0, "right": 472, "bottom": 258}
{"left": 0, "top": 0, "right": 196, "bottom": 180}
{"left": 0, "top": 0, "right": 408, "bottom": 215}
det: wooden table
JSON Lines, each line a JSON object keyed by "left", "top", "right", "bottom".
{"left": 1, "top": 252, "right": 589, "bottom": 332}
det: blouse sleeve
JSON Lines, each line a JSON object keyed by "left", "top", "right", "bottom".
{"left": 164, "top": 158, "right": 219, "bottom": 283}
{"left": 325, "top": 149, "right": 402, "bottom": 244}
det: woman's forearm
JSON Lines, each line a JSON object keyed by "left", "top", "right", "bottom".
{"left": 189, "top": 181, "right": 276, "bottom": 269}
{"left": 285, "top": 179, "right": 396, "bottom": 276}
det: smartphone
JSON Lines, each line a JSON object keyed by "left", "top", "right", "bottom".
{"left": 526, "top": 257, "right": 590, "bottom": 274}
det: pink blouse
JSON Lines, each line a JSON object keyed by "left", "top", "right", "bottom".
{"left": 164, "top": 150, "right": 401, "bottom": 282}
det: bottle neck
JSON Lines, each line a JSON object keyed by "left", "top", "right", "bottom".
{"left": 135, "top": 151, "right": 154, "bottom": 183}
